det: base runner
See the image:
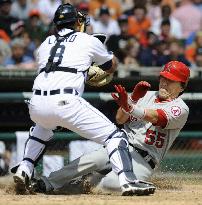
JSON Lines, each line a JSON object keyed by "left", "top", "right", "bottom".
{"left": 31, "top": 61, "right": 190, "bottom": 194}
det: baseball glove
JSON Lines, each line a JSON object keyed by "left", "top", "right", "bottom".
{"left": 86, "top": 65, "right": 113, "bottom": 87}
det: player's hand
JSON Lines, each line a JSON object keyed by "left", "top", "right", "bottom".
{"left": 131, "top": 81, "right": 151, "bottom": 102}
{"left": 111, "top": 85, "right": 132, "bottom": 112}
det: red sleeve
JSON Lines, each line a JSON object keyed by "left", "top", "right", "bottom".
{"left": 153, "top": 109, "right": 168, "bottom": 128}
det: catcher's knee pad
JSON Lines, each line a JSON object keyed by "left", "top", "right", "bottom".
{"left": 23, "top": 126, "right": 54, "bottom": 166}
{"left": 30, "top": 125, "right": 54, "bottom": 141}
{"left": 105, "top": 129, "right": 129, "bottom": 152}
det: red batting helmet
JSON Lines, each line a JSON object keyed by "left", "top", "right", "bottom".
{"left": 160, "top": 61, "right": 190, "bottom": 83}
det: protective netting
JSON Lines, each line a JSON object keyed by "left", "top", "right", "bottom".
{"left": 160, "top": 137, "right": 202, "bottom": 173}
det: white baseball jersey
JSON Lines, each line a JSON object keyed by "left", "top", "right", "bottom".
{"left": 125, "top": 91, "right": 189, "bottom": 165}
{"left": 34, "top": 28, "right": 113, "bottom": 95}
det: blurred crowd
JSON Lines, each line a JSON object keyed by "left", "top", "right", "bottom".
{"left": 0, "top": 0, "right": 202, "bottom": 71}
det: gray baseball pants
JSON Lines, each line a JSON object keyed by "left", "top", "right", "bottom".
{"left": 41, "top": 145, "right": 154, "bottom": 192}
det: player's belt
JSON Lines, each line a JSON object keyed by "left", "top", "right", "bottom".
{"left": 34, "top": 88, "right": 78, "bottom": 96}
{"left": 129, "top": 143, "right": 156, "bottom": 169}
{"left": 39, "top": 67, "right": 77, "bottom": 74}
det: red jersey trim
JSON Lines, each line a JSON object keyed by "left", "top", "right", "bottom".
{"left": 153, "top": 109, "right": 168, "bottom": 128}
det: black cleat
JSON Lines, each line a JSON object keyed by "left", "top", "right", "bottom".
{"left": 121, "top": 180, "right": 156, "bottom": 196}
{"left": 29, "top": 178, "right": 47, "bottom": 193}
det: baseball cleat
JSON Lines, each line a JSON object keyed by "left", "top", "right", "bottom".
{"left": 29, "top": 178, "right": 47, "bottom": 193}
{"left": 121, "top": 180, "right": 156, "bottom": 196}
{"left": 13, "top": 170, "right": 30, "bottom": 194}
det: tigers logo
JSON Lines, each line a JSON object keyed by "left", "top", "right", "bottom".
{"left": 171, "top": 106, "right": 181, "bottom": 117}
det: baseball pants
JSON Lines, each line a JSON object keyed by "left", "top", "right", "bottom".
{"left": 42, "top": 145, "right": 154, "bottom": 192}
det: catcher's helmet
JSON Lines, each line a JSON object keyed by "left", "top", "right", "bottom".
{"left": 160, "top": 61, "right": 190, "bottom": 83}
{"left": 53, "top": 3, "right": 78, "bottom": 26}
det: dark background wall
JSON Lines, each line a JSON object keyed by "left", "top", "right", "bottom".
{"left": 1, "top": 75, "right": 202, "bottom": 92}
{"left": 0, "top": 75, "right": 201, "bottom": 132}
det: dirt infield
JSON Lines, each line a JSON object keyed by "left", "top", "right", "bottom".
{"left": 0, "top": 175, "right": 201, "bottom": 205}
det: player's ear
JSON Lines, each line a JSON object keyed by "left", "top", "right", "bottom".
{"left": 179, "top": 86, "right": 184, "bottom": 93}
{"left": 77, "top": 18, "right": 83, "bottom": 26}
{"left": 75, "top": 19, "right": 83, "bottom": 32}
{"left": 178, "top": 82, "right": 185, "bottom": 96}
{"left": 180, "top": 82, "right": 186, "bottom": 91}
{"left": 76, "top": 21, "right": 85, "bottom": 32}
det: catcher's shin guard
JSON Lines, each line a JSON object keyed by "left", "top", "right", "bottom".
{"left": 21, "top": 126, "right": 53, "bottom": 167}
{"left": 11, "top": 126, "right": 53, "bottom": 193}
{"left": 105, "top": 129, "right": 136, "bottom": 186}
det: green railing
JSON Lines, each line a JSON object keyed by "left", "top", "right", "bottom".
{"left": 1, "top": 92, "right": 202, "bottom": 102}
{"left": 0, "top": 131, "right": 202, "bottom": 141}
{"left": 0, "top": 92, "right": 110, "bottom": 102}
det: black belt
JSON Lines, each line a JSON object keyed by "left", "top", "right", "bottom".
{"left": 129, "top": 143, "right": 156, "bottom": 169}
{"left": 34, "top": 88, "right": 78, "bottom": 96}
{"left": 39, "top": 67, "right": 77, "bottom": 74}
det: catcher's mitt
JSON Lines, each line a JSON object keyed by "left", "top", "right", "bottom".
{"left": 86, "top": 65, "right": 113, "bottom": 87}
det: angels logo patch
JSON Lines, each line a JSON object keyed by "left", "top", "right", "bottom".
{"left": 171, "top": 106, "right": 181, "bottom": 117}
